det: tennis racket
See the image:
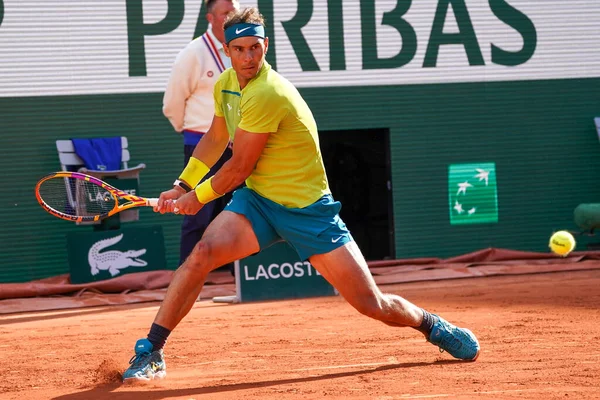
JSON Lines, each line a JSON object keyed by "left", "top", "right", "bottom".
{"left": 35, "top": 171, "right": 161, "bottom": 223}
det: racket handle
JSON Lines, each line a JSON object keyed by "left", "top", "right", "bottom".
{"left": 147, "top": 198, "right": 179, "bottom": 214}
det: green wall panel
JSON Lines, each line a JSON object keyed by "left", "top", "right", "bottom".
{"left": 1, "top": 78, "right": 599, "bottom": 282}
{"left": 0, "top": 93, "right": 184, "bottom": 283}
{"left": 300, "top": 78, "right": 600, "bottom": 258}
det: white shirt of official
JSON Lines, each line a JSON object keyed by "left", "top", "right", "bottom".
{"left": 163, "top": 28, "right": 231, "bottom": 133}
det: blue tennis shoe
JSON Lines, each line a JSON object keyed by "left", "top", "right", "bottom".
{"left": 428, "top": 315, "right": 480, "bottom": 361}
{"left": 122, "top": 338, "right": 166, "bottom": 381}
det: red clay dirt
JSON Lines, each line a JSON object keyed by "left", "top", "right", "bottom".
{"left": 1, "top": 269, "right": 599, "bottom": 400}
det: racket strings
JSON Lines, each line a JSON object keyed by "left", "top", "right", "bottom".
{"left": 38, "top": 177, "right": 117, "bottom": 217}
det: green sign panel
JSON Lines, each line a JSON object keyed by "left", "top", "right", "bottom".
{"left": 448, "top": 163, "right": 499, "bottom": 225}
{"left": 67, "top": 225, "right": 166, "bottom": 284}
{"left": 235, "top": 242, "right": 336, "bottom": 302}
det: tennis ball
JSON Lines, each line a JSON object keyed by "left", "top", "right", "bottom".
{"left": 549, "top": 230, "right": 576, "bottom": 257}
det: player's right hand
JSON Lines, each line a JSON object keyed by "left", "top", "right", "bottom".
{"left": 156, "top": 187, "right": 185, "bottom": 214}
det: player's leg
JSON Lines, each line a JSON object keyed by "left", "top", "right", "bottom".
{"left": 154, "top": 210, "right": 258, "bottom": 330}
{"left": 179, "top": 202, "right": 216, "bottom": 265}
{"left": 123, "top": 211, "right": 260, "bottom": 382}
{"left": 309, "top": 241, "right": 422, "bottom": 328}
{"left": 179, "top": 145, "right": 232, "bottom": 265}
{"left": 209, "top": 147, "right": 237, "bottom": 275}
{"left": 309, "top": 242, "right": 480, "bottom": 361}
{"left": 123, "top": 189, "right": 280, "bottom": 381}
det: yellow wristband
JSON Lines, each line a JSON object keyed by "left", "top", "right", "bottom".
{"left": 195, "top": 177, "right": 223, "bottom": 204}
{"left": 179, "top": 157, "right": 210, "bottom": 189}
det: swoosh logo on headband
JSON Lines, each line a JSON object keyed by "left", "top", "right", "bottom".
{"left": 235, "top": 26, "right": 252, "bottom": 34}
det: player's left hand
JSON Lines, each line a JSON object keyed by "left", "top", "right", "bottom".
{"left": 172, "top": 191, "right": 204, "bottom": 215}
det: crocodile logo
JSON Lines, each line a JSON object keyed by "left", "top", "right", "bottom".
{"left": 88, "top": 233, "right": 147, "bottom": 277}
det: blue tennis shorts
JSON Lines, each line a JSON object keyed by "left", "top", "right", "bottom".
{"left": 224, "top": 187, "right": 353, "bottom": 260}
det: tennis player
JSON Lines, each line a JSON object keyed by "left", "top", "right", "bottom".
{"left": 123, "top": 7, "right": 480, "bottom": 381}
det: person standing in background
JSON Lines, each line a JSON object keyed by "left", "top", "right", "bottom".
{"left": 163, "top": 0, "right": 240, "bottom": 266}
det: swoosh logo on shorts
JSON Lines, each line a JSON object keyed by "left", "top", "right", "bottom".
{"left": 235, "top": 26, "right": 252, "bottom": 34}
{"left": 332, "top": 236, "right": 344, "bottom": 243}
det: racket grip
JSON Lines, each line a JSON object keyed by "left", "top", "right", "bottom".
{"left": 147, "top": 198, "right": 179, "bottom": 213}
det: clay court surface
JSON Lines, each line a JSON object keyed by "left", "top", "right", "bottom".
{"left": 1, "top": 269, "right": 599, "bottom": 400}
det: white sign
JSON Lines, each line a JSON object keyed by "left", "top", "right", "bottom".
{"left": 0, "top": 1, "right": 599, "bottom": 97}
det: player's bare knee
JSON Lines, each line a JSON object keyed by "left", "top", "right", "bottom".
{"left": 185, "top": 241, "right": 213, "bottom": 273}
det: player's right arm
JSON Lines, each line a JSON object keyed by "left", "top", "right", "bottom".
{"left": 156, "top": 114, "right": 229, "bottom": 212}
{"left": 157, "top": 75, "right": 229, "bottom": 213}
{"left": 190, "top": 115, "right": 230, "bottom": 168}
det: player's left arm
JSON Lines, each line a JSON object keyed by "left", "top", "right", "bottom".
{"left": 211, "top": 128, "right": 270, "bottom": 194}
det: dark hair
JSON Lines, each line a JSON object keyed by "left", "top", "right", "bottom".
{"left": 205, "top": 0, "right": 237, "bottom": 14}
{"left": 223, "top": 7, "right": 265, "bottom": 30}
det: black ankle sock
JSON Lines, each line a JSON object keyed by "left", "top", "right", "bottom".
{"left": 414, "top": 309, "right": 437, "bottom": 337}
{"left": 147, "top": 323, "right": 171, "bottom": 351}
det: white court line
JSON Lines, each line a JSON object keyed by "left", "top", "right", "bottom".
{"left": 398, "top": 387, "right": 587, "bottom": 398}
